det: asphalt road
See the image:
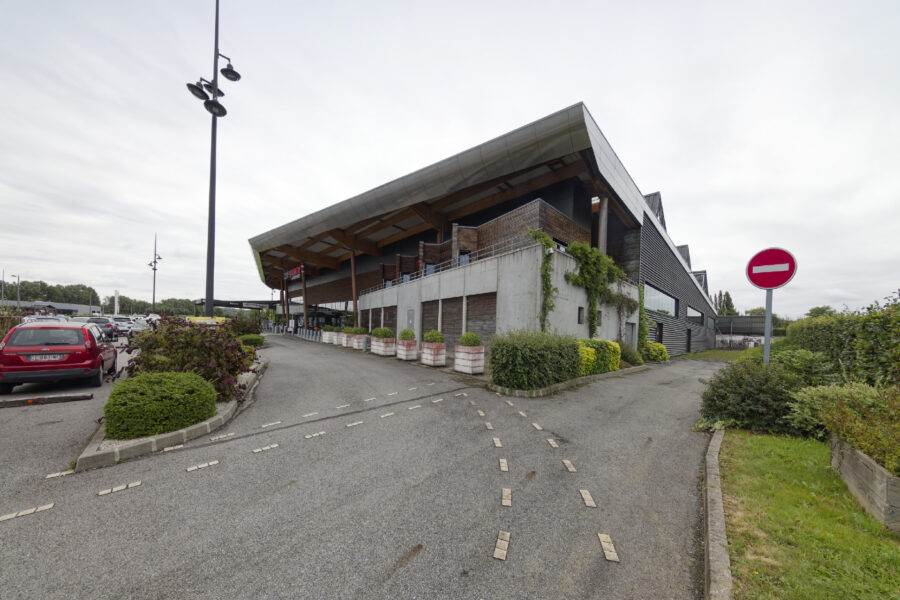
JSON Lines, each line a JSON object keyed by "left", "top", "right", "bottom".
{"left": 0, "top": 334, "right": 722, "bottom": 599}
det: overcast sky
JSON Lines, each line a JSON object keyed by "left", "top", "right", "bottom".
{"left": 1, "top": 0, "right": 897, "bottom": 319}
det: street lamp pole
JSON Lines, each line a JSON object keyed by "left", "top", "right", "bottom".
{"left": 148, "top": 233, "right": 162, "bottom": 312}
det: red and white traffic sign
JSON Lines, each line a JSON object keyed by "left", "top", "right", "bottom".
{"left": 746, "top": 248, "right": 797, "bottom": 289}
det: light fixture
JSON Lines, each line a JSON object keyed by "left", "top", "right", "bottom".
{"left": 220, "top": 63, "right": 241, "bottom": 81}
{"left": 186, "top": 81, "right": 209, "bottom": 100}
{"left": 204, "top": 99, "right": 227, "bottom": 117}
{"left": 202, "top": 81, "right": 225, "bottom": 97}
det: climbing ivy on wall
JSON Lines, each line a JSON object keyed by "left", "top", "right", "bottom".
{"left": 528, "top": 230, "right": 558, "bottom": 332}
{"left": 637, "top": 284, "right": 650, "bottom": 352}
{"left": 564, "top": 242, "right": 626, "bottom": 339}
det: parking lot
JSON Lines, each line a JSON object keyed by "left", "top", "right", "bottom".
{"left": 0, "top": 334, "right": 720, "bottom": 599}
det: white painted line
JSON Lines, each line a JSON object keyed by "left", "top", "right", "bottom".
{"left": 45, "top": 469, "right": 74, "bottom": 479}
{"left": 252, "top": 448, "right": 262, "bottom": 453}
{"left": 408, "top": 405, "right": 421, "bottom": 410}
{"left": 408, "top": 387, "right": 417, "bottom": 391}
{"left": 163, "top": 444, "right": 183, "bottom": 452}
{"left": 209, "top": 460, "right": 219, "bottom": 466}
{"left": 0, "top": 513, "right": 18, "bottom": 522}
{"left": 387, "top": 392, "right": 398, "bottom": 396}
{"left": 485, "top": 422, "right": 494, "bottom": 430}
{"left": 302, "top": 412, "right": 319, "bottom": 418}
{"left": 16, "top": 507, "right": 36, "bottom": 517}
{"left": 187, "top": 466, "right": 198, "bottom": 472}
{"left": 363, "top": 398, "right": 376, "bottom": 402}
{"left": 493, "top": 530, "right": 510, "bottom": 561}
{"left": 35, "top": 503, "right": 54, "bottom": 512}
{"left": 261, "top": 421, "right": 282, "bottom": 428}
{"left": 99, "top": 481, "right": 141, "bottom": 497}
{"left": 98, "top": 489, "right": 111, "bottom": 496}
{"left": 476, "top": 409, "right": 485, "bottom": 416}
{"left": 598, "top": 533, "right": 620, "bottom": 562}
{"left": 547, "top": 438, "right": 559, "bottom": 448}
{"left": 499, "top": 458, "right": 508, "bottom": 472}
{"left": 562, "top": 459, "right": 576, "bottom": 472}
{"left": 426, "top": 382, "right": 435, "bottom": 386}
{"left": 128, "top": 481, "right": 142, "bottom": 488}
{"left": 752, "top": 263, "right": 789, "bottom": 274}
{"left": 505, "top": 400, "right": 514, "bottom": 407}
{"left": 253, "top": 444, "right": 280, "bottom": 452}
{"left": 518, "top": 411, "right": 527, "bottom": 417}
{"left": 532, "top": 423, "right": 543, "bottom": 431}
{"left": 501, "top": 488, "right": 511, "bottom": 507}
{"left": 580, "top": 489, "right": 597, "bottom": 508}
{"left": 380, "top": 412, "right": 395, "bottom": 418}
{"left": 112, "top": 485, "right": 127, "bottom": 493}
{"left": 346, "top": 421, "right": 364, "bottom": 427}
{"left": 335, "top": 404, "right": 350, "bottom": 409}
{"left": 210, "top": 432, "right": 235, "bottom": 441}
{"left": 498, "top": 530, "right": 510, "bottom": 542}
{"left": 455, "top": 392, "right": 468, "bottom": 397}
{"left": 431, "top": 398, "right": 443, "bottom": 403}
{"left": 304, "top": 431, "right": 327, "bottom": 439}
{"left": 493, "top": 438, "right": 503, "bottom": 448}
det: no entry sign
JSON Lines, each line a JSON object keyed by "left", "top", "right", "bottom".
{"left": 746, "top": 248, "right": 797, "bottom": 289}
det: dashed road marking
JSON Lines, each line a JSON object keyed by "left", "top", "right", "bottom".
{"left": 1, "top": 503, "right": 54, "bottom": 522}
{"left": 456, "top": 393, "right": 468, "bottom": 398}
{"left": 547, "top": 438, "right": 559, "bottom": 448}
{"left": 210, "top": 432, "right": 235, "bottom": 441}
{"left": 485, "top": 422, "right": 494, "bottom": 430}
{"left": 252, "top": 444, "right": 280, "bottom": 453}
{"left": 186, "top": 460, "right": 220, "bottom": 472}
{"left": 408, "top": 405, "right": 421, "bottom": 410}
{"left": 476, "top": 409, "right": 485, "bottom": 417}
{"left": 518, "top": 411, "right": 527, "bottom": 417}
{"left": 388, "top": 392, "right": 398, "bottom": 396}
{"left": 562, "top": 459, "right": 576, "bottom": 472}
{"left": 363, "top": 398, "right": 376, "bottom": 403}
{"left": 408, "top": 387, "right": 417, "bottom": 391}
{"left": 532, "top": 423, "right": 543, "bottom": 431}
{"left": 501, "top": 488, "right": 511, "bottom": 507}
{"left": 98, "top": 481, "right": 141, "bottom": 496}
{"left": 335, "top": 404, "right": 350, "bottom": 409}
{"left": 163, "top": 444, "right": 183, "bottom": 452}
{"left": 469, "top": 400, "right": 477, "bottom": 406}
{"left": 302, "top": 412, "right": 319, "bottom": 418}
{"left": 45, "top": 469, "right": 74, "bottom": 479}
{"left": 493, "top": 438, "right": 503, "bottom": 448}
{"left": 261, "top": 421, "right": 282, "bottom": 428}
{"left": 499, "top": 458, "right": 508, "bottom": 472}
{"left": 426, "top": 382, "right": 435, "bottom": 386}
{"left": 505, "top": 400, "right": 515, "bottom": 407}
{"left": 431, "top": 398, "right": 443, "bottom": 403}
{"left": 380, "top": 412, "right": 394, "bottom": 418}
{"left": 598, "top": 533, "right": 620, "bottom": 562}
{"left": 580, "top": 489, "right": 597, "bottom": 507}
{"left": 304, "top": 431, "right": 326, "bottom": 439}
{"left": 493, "top": 530, "right": 510, "bottom": 560}
{"left": 346, "top": 421, "right": 364, "bottom": 428}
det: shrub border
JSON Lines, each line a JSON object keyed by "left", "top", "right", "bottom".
{"left": 488, "top": 364, "right": 650, "bottom": 397}
{"left": 75, "top": 361, "right": 267, "bottom": 472}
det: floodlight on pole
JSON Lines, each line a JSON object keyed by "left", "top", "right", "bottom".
{"left": 149, "top": 234, "right": 162, "bottom": 312}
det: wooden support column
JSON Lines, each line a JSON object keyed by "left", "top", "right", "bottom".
{"left": 350, "top": 252, "right": 359, "bottom": 326}
{"left": 597, "top": 197, "right": 609, "bottom": 255}
{"left": 301, "top": 263, "right": 308, "bottom": 330}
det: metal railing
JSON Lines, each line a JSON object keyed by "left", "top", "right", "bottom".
{"left": 359, "top": 232, "right": 542, "bottom": 296}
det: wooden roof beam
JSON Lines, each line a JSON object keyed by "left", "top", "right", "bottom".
{"left": 275, "top": 245, "right": 340, "bottom": 270}
{"left": 328, "top": 228, "right": 382, "bottom": 256}
{"left": 409, "top": 202, "right": 448, "bottom": 232}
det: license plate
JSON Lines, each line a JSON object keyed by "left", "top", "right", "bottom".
{"left": 29, "top": 354, "right": 64, "bottom": 361}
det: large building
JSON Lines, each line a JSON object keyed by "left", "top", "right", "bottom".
{"left": 249, "top": 103, "right": 716, "bottom": 356}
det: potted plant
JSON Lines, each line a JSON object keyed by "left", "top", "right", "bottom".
{"left": 341, "top": 326, "right": 354, "bottom": 347}
{"left": 421, "top": 330, "right": 446, "bottom": 367}
{"left": 397, "top": 328, "right": 417, "bottom": 361}
{"left": 370, "top": 327, "right": 396, "bottom": 356}
{"left": 321, "top": 325, "right": 334, "bottom": 344}
{"left": 351, "top": 326, "right": 368, "bottom": 350}
{"left": 454, "top": 332, "right": 484, "bottom": 374}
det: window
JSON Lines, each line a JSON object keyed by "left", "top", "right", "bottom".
{"left": 645, "top": 284, "right": 677, "bottom": 316}
{"left": 686, "top": 306, "right": 703, "bottom": 325}
{"left": 553, "top": 238, "right": 567, "bottom": 252}
{"left": 707, "top": 316, "right": 716, "bottom": 330}
{"left": 655, "top": 322, "right": 664, "bottom": 343}
{"left": 577, "top": 307, "right": 585, "bottom": 324}
{"left": 686, "top": 329, "right": 692, "bottom": 353}
{"left": 401, "top": 273, "right": 410, "bottom": 283}
{"left": 384, "top": 280, "right": 393, "bottom": 288}
{"left": 424, "top": 263, "right": 435, "bottom": 276}
{"left": 458, "top": 252, "right": 471, "bottom": 266}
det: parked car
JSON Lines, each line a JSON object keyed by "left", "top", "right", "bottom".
{"left": 131, "top": 318, "right": 151, "bottom": 334}
{"left": 112, "top": 316, "right": 134, "bottom": 337}
{"left": 21, "top": 315, "right": 69, "bottom": 324}
{"left": 85, "top": 316, "right": 117, "bottom": 340}
{"left": 0, "top": 322, "right": 117, "bottom": 393}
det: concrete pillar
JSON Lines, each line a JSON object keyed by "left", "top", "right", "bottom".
{"left": 301, "top": 263, "right": 308, "bottom": 330}
{"left": 597, "top": 197, "right": 608, "bottom": 255}
{"left": 350, "top": 252, "right": 358, "bottom": 326}
{"left": 461, "top": 295, "right": 467, "bottom": 333}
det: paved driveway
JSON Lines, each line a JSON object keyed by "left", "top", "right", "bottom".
{"left": 0, "top": 334, "right": 721, "bottom": 599}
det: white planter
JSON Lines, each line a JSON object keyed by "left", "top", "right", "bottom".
{"left": 421, "top": 342, "right": 446, "bottom": 367}
{"left": 322, "top": 331, "right": 333, "bottom": 344}
{"left": 397, "top": 340, "right": 417, "bottom": 361}
{"left": 351, "top": 335, "right": 368, "bottom": 350}
{"left": 371, "top": 338, "right": 396, "bottom": 356}
{"left": 341, "top": 333, "right": 353, "bottom": 347}
{"left": 454, "top": 345, "right": 485, "bottom": 374}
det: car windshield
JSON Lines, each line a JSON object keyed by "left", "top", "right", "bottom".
{"left": 88, "top": 318, "right": 108, "bottom": 324}
{"left": 7, "top": 328, "right": 83, "bottom": 347}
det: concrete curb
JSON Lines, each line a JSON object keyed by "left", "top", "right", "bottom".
{"left": 487, "top": 365, "right": 652, "bottom": 397}
{"left": 74, "top": 362, "right": 267, "bottom": 472}
{"left": 0, "top": 392, "right": 94, "bottom": 409}
{"left": 704, "top": 428, "right": 733, "bottom": 600}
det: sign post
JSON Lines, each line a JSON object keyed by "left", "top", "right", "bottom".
{"left": 746, "top": 248, "right": 797, "bottom": 363}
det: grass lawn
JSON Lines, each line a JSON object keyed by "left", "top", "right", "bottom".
{"left": 719, "top": 430, "right": 900, "bottom": 599}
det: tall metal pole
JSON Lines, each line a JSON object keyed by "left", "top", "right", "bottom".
{"left": 204, "top": 0, "right": 221, "bottom": 318}
{"left": 1, "top": 269, "right": 4, "bottom": 303}
{"left": 152, "top": 234, "right": 158, "bottom": 311}
{"left": 15, "top": 274, "right": 20, "bottom": 310}
{"left": 763, "top": 288, "right": 773, "bottom": 364}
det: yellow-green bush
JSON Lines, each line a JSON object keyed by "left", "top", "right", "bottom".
{"left": 643, "top": 342, "right": 668, "bottom": 362}
{"left": 579, "top": 339, "right": 621, "bottom": 373}
{"left": 577, "top": 343, "right": 596, "bottom": 375}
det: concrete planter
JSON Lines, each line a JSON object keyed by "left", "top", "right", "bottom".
{"left": 341, "top": 333, "right": 353, "bottom": 347}
{"left": 332, "top": 332, "right": 344, "bottom": 345}
{"left": 371, "top": 337, "right": 396, "bottom": 356}
{"left": 831, "top": 438, "right": 899, "bottom": 532}
{"left": 454, "top": 345, "right": 485, "bottom": 374}
{"left": 351, "top": 334, "right": 368, "bottom": 350}
{"left": 322, "top": 331, "right": 333, "bottom": 344}
{"left": 397, "top": 339, "right": 417, "bottom": 361}
{"left": 421, "top": 342, "right": 446, "bottom": 367}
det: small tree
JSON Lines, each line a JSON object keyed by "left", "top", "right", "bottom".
{"left": 806, "top": 306, "right": 836, "bottom": 318}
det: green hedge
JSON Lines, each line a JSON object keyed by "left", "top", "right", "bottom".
{"left": 787, "top": 383, "right": 886, "bottom": 440}
{"left": 238, "top": 334, "right": 264, "bottom": 347}
{"left": 699, "top": 362, "right": 804, "bottom": 433}
{"left": 371, "top": 327, "right": 393, "bottom": 339}
{"left": 619, "top": 343, "right": 643, "bottom": 366}
{"left": 105, "top": 372, "right": 216, "bottom": 439}
{"left": 643, "top": 342, "right": 668, "bottom": 362}
{"left": 821, "top": 385, "right": 900, "bottom": 475}
{"left": 580, "top": 339, "right": 620, "bottom": 373}
{"left": 458, "top": 332, "right": 481, "bottom": 346}
{"left": 398, "top": 329, "right": 415, "bottom": 341}
{"left": 489, "top": 330, "right": 579, "bottom": 390}
{"left": 423, "top": 330, "right": 444, "bottom": 343}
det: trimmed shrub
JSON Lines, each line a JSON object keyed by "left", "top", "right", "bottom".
{"left": 820, "top": 385, "right": 900, "bottom": 475}
{"left": 489, "top": 330, "right": 580, "bottom": 390}
{"left": 238, "top": 334, "right": 264, "bottom": 347}
{"left": 371, "top": 327, "right": 393, "bottom": 339}
{"left": 737, "top": 338, "right": 799, "bottom": 364}
{"left": 458, "top": 332, "right": 482, "bottom": 346}
{"left": 788, "top": 383, "right": 886, "bottom": 439}
{"left": 577, "top": 343, "right": 596, "bottom": 376}
{"left": 398, "top": 329, "right": 415, "bottom": 341}
{"left": 423, "top": 330, "right": 444, "bottom": 343}
{"left": 643, "top": 342, "right": 668, "bottom": 362}
{"left": 770, "top": 349, "right": 836, "bottom": 386}
{"left": 341, "top": 326, "right": 354, "bottom": 334}
{"left": 699, "top": 361, "right": 804, "bottom": 433}
{"left": 351, "top": 326, "right": 367, "bottom": 335}
{"left": 619, "top": 343, "right": 643, "bottom": 366}
{"left": 580, "top": 339, "right": 620, "bottom": 373}
{"left": 105, "top": 372, "right": 216, "bottom": 439}
{"left": 229, "top": 313, "right": 261, "bottom": 336}
{"left": 772, "top": 327, "right": 787, "bottom": 337}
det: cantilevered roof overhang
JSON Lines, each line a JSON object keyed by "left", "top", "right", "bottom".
{"left": 249, "top": 102, "right": 711, "bottom": 310}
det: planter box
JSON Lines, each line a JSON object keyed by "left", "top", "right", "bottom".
{"left": 831, "top": 438, "right": 899, "bottom": 533}
{"left": 421, "top": 342, "right": 446, "bottom": 367}
{"left": 322, "top": 331, "right": 334, "bottom": 344}
{"left": 371, "top": 337, "right": 396, "bottom": 356}
{"left": 351, "top": 334, "right": 368, "bottom": 351}
{"left": 454, "top": 345, "right": 485, "bottom": 374}
{"left": 397, "top": 339, "right": 417, "bottom": 361}
{"left": 341, "top": 333, "right": 353, "bottom": 347}
{"left": 332, "top": 332, "right": 344, "bottom": 345}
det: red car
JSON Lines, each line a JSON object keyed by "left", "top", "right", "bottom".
{"left": 0, "top": 322, "right": 117, "bottom": 394}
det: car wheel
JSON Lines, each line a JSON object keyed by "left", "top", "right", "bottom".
{"left": 90, "top": 369, "right": 103, "bottom": 388}
{"left": 0, "top": 383, "right": 14, "bottom": 395}
{"left": 106, "top": 357, "right": 117, "bottom": 375}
